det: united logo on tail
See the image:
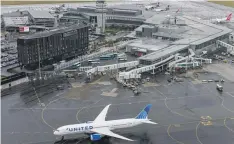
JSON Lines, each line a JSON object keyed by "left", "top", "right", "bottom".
{"left": 135, "top": 104, "right": 152, "bottom": 119}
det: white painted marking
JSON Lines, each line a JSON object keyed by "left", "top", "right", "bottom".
{"left": 110, "top": 88, "right": 118, "bottom": 93}
{"left": 8, "top": 95, "right": 211, "bottom": 110}
{"left": 226, "top": 92, "right": 234, "bottom": 98}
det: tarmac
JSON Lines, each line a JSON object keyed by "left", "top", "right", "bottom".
{"left": 2, "top": 70, "right": 234, "bottom": 144}
{"left": 2, "top": 1, "right": 234, "bottom": 144}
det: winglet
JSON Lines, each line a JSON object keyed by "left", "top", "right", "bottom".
{"left": 93, "top": 104, "right": 111, "bottom": 123}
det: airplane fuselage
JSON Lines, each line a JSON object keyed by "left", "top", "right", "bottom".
{"left": 54, "top": 118, "right": 145, "bottom": 136}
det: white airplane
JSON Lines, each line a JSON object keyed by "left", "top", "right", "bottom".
{"left": 49, "top": 4, "right": 67, "bottom": 13}
{"left": 210, "top": 13, "right": 232, "bottom": 23}
{"left": 154, "top": 8, "right": 164, "bottom": 12}
{"left": 145, "top": 5, "right": 157, "bottom": 10}
{"left": 54, "top": 104, "right": 157, "bottom": 141}
{"left": 145, "top": 3, "right": 160, "bottom": 11}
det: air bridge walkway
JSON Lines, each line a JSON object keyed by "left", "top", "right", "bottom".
{"left": 169, "top": 49, "right": 211, "bottom": 70}
{"left": 216, "top": 40, "right": 234, "bottom": 53}
{"left": 63, "top": 66, "right": 93, "bottom": 72}
{"left": 119, "top": 49, "right": 195, "bottom": 80}
{"left": 169, "top": 49, "right": 195, "bottom": 69}
{"left": 86, "top": 61, "right": 139, "bottom": 76}
{"left": 118, "top": 55, "right": 175, "bottom": 80}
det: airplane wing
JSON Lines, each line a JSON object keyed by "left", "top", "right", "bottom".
{"left": 91, "top": 127, "right": 134, "bottom": 141}
{"left": 93, "top": 104, "right": 111, "bottom": 123}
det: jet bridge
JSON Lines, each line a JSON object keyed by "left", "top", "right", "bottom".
{"left": 118, "top": 55, "right": 175, "bottom": 80}
{"left": 168, "top": 49, "right": 195, "bottom": 70}
{"left": 216, "top": 40, "right": 234, "bottom": 53}
{"left": 175, "top": 62, "right": 199, "bottom": 68}
{"left": 191, "top": 58, "right": 212, "bottom": 64}
{"left": 86, "top": 61, "right": 139, "bottom": 76}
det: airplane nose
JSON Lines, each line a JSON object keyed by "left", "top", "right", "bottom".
{"left": 53, "top": 130, "right": 59, "bottom": 135}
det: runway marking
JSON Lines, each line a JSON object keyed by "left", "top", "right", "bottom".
{"left": 200, "top": 116, "right": 212, "bottom": 126}
{"left": 3, "top": 131, "right": 50, "bottom": 134}
{"left": 76, "top": 98, "right": 104, "bottom": 123}
{"left": 96, "top": 81, "right": 112, "bottom": 85}
{"left": 167, "top": 125, "right": 185, "bottom": 144}
{"left": 196, "top": 122, "right": 203, "bottom": 144}
{"left": 226, "top": 92, "right": 234, "bottom": 98}
{"left": 110, "top": 88, "right": 118, "bottom": 93}
{"left": 8, "top": 95, "right": 210, "bottom": 110}
{"left": 76, "top": 107, "right": 85, "bottom": 123}
{"left": 143, "top": 82, "right": 160, "bottom": 87}
{"left": 204, "top": 84, "right": 234, "bottom": 114}
{"left": 70, "top": 82, "right": 85, "bottom": 88}
{"left": 21, "top": 140, "right": 55, "bottom": 144}
{"left": 41, "top": 92, "right": 66, "bottom": 130}
{"left": 33, "top": 87, "right": 44, "bottom": 107}
{"left": 191, "top": 79, "right": 203, "bottom": 85}
{"left": 224, "top": 117, "right": 234, "bottom": 133}
{"left": 101, "top": 88, "right": 118, "bottom": 97}
{"left": 89, "top": 77, "right": 102, "bottom": 85}
{"left": 154, "top": 86, "right": 195, "bottom": 120}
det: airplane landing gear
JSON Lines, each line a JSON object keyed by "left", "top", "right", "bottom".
{"left": 61, "top": 136, "right": 64, "bottom": 141}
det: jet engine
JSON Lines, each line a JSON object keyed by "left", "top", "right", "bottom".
{"left": 90, "top": 133, "right": 102, "bottom": 141}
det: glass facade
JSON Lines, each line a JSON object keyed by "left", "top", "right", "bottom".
{"left": 17, "top": 26, "right": 89, "bottom": 67}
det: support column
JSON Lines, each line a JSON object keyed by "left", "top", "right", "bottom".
{"left": 152, "top": 68, "right": 155, "bottom": 75}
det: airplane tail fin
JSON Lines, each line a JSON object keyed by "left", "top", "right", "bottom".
{"left": 226, "top": 13, "right": 232, "bottom": 21}
{"left": 135, "top": 104, "right": 152, "bottom": 119}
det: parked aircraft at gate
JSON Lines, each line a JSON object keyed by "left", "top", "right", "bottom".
{"left": 54, "top": 104, "right": 157, "bottom": 141}
{"left": 210, "top": 13, "right": 232, "bottom": 23}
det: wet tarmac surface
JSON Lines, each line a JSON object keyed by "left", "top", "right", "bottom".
{"left": 2, "top": 72, "right": 234, "bottom": 144}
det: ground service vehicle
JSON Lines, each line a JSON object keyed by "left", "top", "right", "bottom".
{"left": 216, "top": 84, "right": 223, "bottom": 92}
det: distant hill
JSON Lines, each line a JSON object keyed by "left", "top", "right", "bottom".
{"left": 208, "top": 1, "right": 234, "bottom": 8}
{"left": 1, "top": 0, "right": 95, "bottom": 5}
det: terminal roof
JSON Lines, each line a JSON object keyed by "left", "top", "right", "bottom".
{"left": 19, "top": 24, "right": 87, "bottom": 39}
{"left": 139, "top": 45, "right": 189, "bottom": 61}
{"left": 128, "top": 38, "right": 170, "bottom": 52}
{"left": 28, "top": 10, "right": 54, "bottom": 19}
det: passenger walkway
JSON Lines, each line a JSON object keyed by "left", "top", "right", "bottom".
{"left": 216, "top": 40, "right": 234, "bottom": 53}
{"left": 63, "top": 66, "right": 93, "bottom": 72}
{"left": 118, "top": 55, "right": 175, "bottom": 80}
{"left": 192, "top": 58, "right": 212, "bottom": 64}
{"left": 86, "top": 61, "right": 139, "bottom": 76}
{"left": 168, "top": 49, "right": 195, "bottom": 69}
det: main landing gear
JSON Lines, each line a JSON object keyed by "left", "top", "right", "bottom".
{"left": 61, "top": 136, "right": 64, "bottom": 141}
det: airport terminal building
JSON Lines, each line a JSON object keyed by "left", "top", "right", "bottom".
{"left": 68, "top": 6, "right": 145, "bottom": 28}
{"left": 17, "top": 24, "right": 89, "bottom": 69}
{"left": 126, "top": 15, "right": 232, "bottom": 66}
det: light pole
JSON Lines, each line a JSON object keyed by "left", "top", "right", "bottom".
{"left": 37, "top": 38, "right": 41, "bottom": 80}
{"left": 185, "top": 42, "right": 190, "bottom": 96}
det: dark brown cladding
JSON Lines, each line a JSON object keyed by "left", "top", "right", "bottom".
{"left": 17, "top": 24, "right": 89, "bottom": 68}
